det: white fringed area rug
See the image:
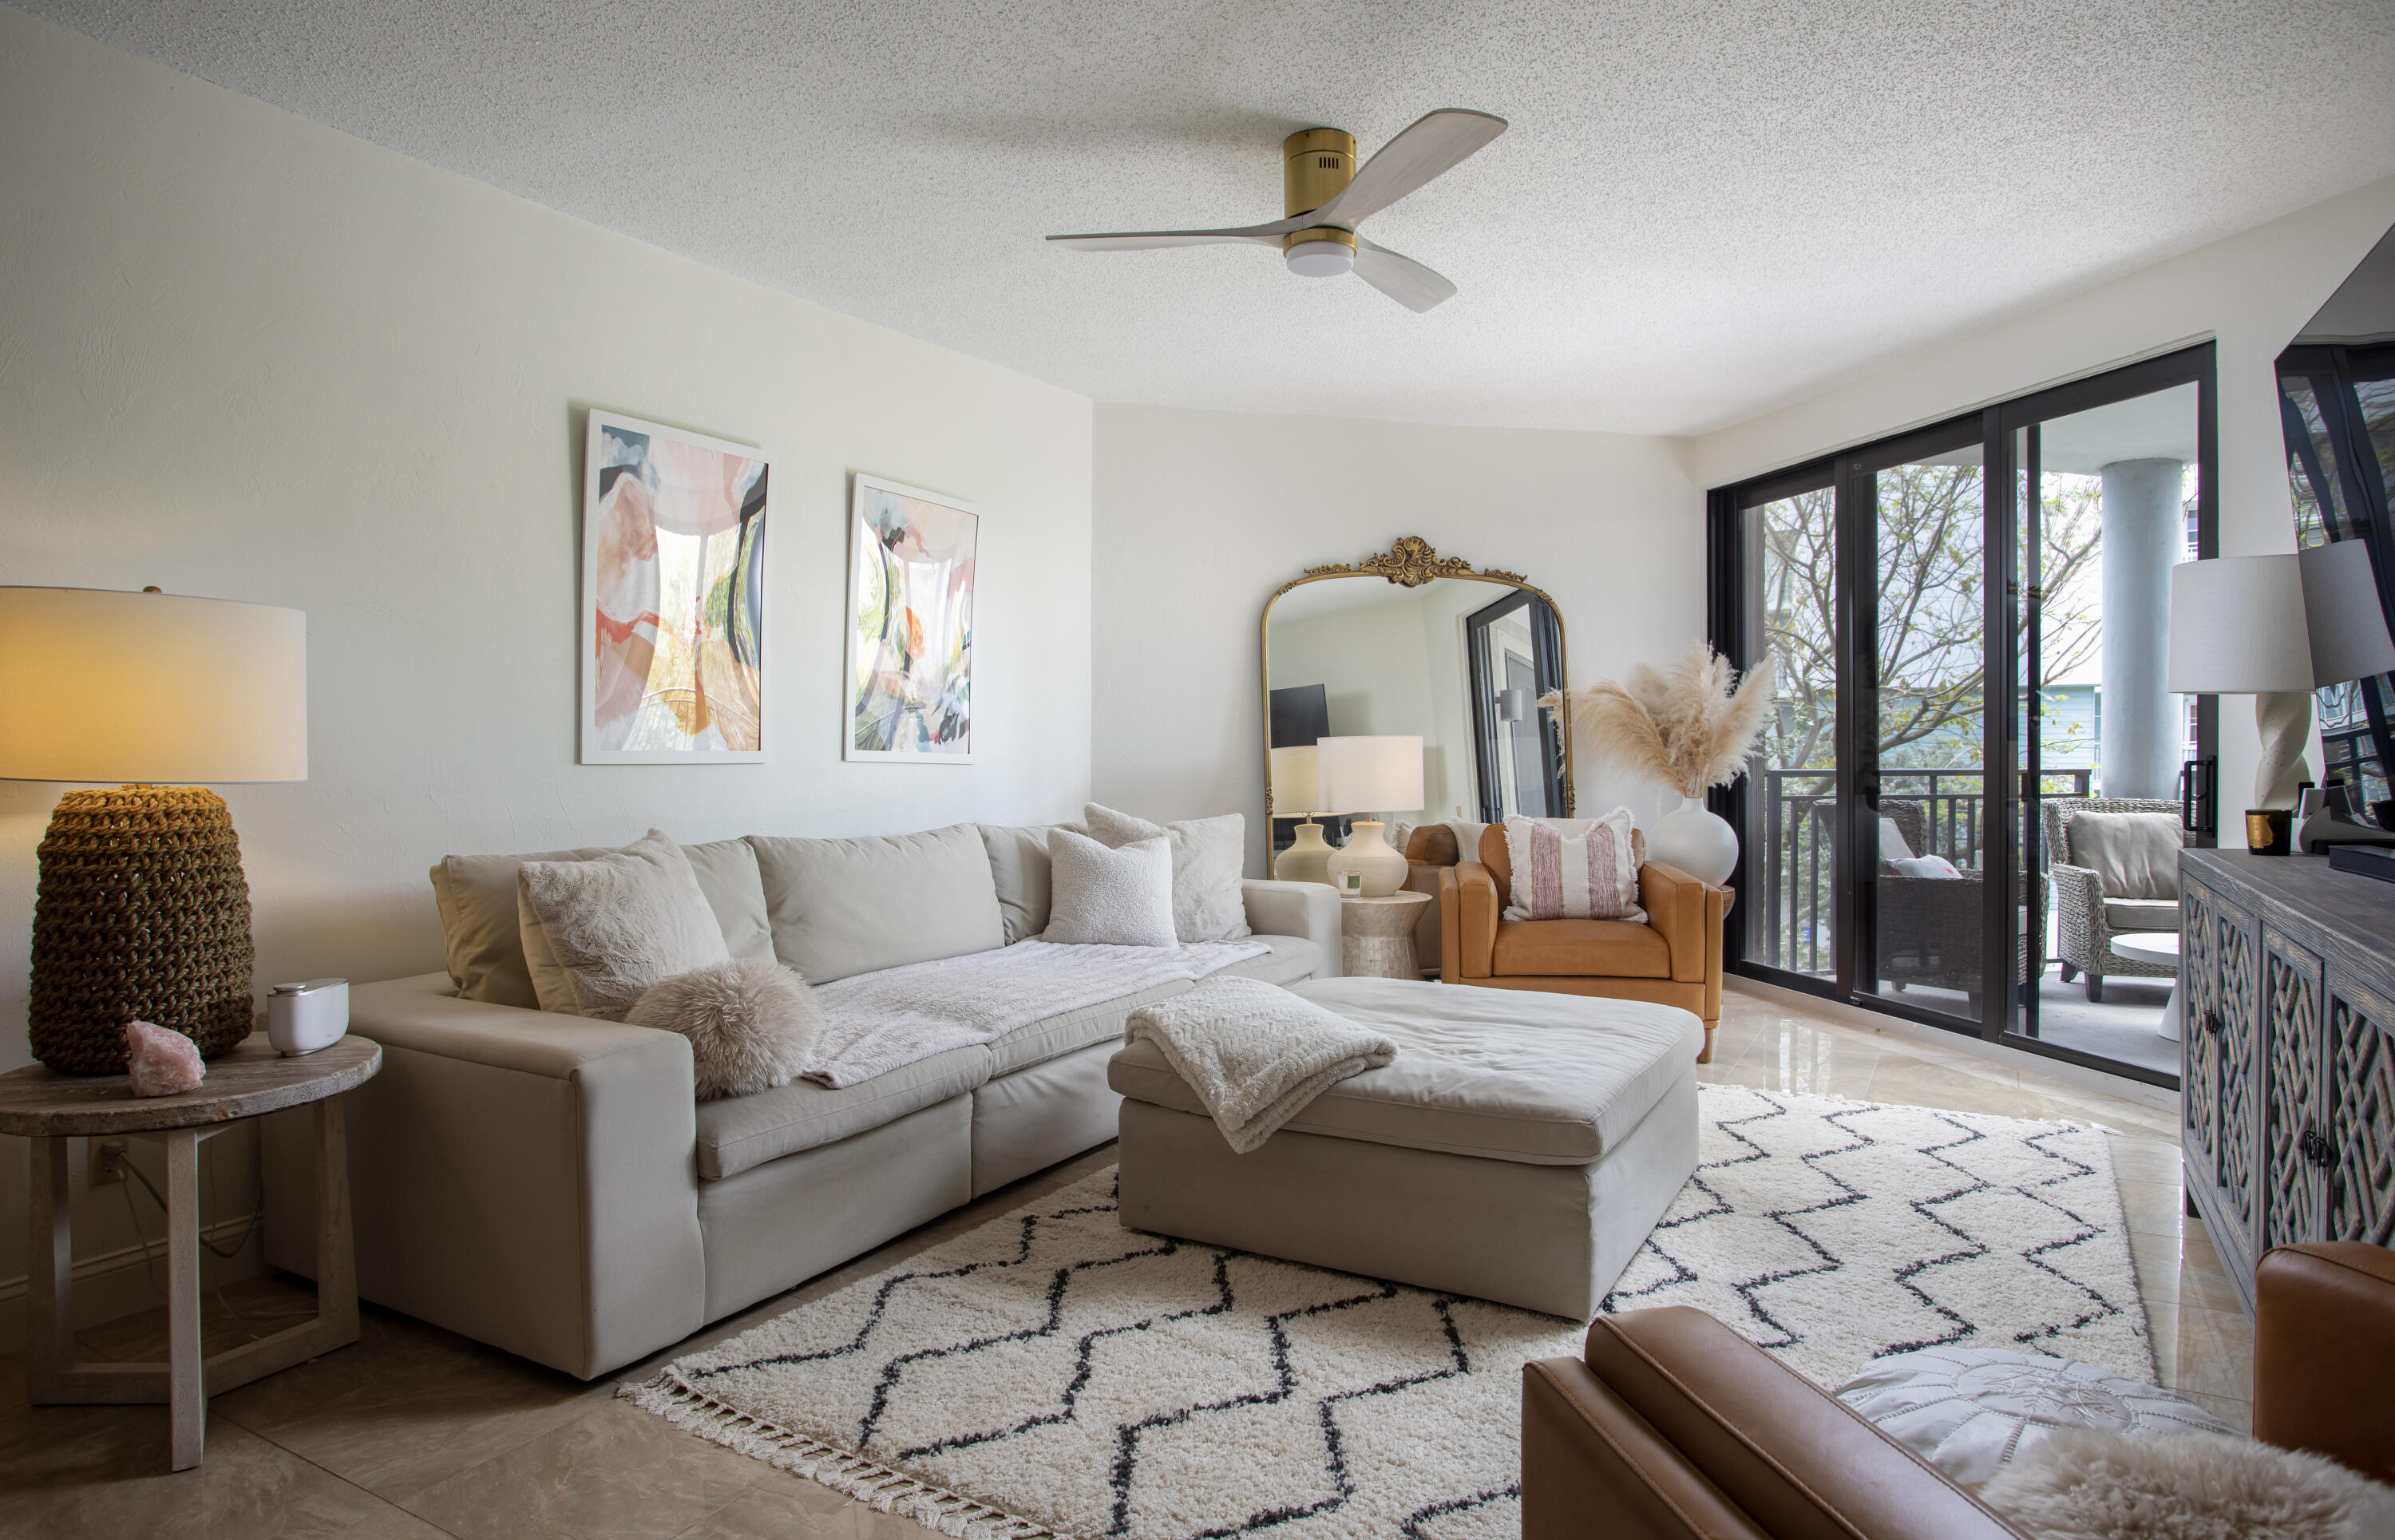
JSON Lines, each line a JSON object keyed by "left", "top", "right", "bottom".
{"left": 628, "top": 1085, "right": 2152, "bottom": 1540}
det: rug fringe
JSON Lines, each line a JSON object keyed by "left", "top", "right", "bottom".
{"left": 620, "top": 1372, "right": 1067, "bottom": 1540}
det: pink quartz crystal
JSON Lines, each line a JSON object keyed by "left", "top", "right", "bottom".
{"left": 125, "top": 1021, "right": 205, "bottom": 1096}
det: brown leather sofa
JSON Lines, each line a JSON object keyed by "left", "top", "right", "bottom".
{"left": 1438, "top": 825, "right": 1725, "bottom": 1063}
{"left": 1521, "top": 1241, "right": 2395, "bottom": 1538}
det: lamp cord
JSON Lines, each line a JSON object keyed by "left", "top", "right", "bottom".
{"left": 113, "top": 1139, "right": 267, "bottom": 1304}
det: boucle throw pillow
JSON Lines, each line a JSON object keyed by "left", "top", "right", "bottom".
{"left": 1836, "top": 1346, "right": 2228, "bottom": 1487}
{"left": 1980, "top": 1428, "right": 2395, "bottom": 1540}
{"left": 517, "top": 829, "right": 730, "bottom": 1019}
{"left": 1083, "top": 804, "right": 1250, "bottom": 943}
{"left": 1499, "top": 811, "right": 1645, "bottom": 922}
{"left": 625, "top": 959, "right": 822, "bottom": 1101}
{"left": 1043, "top": 829, "right": 1178, "bottom": 947}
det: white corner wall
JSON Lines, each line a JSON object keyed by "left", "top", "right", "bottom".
{"left": 0, "top": 8, "right": 1092, "bottom": 1342}
{"left": 1692, "top": 174, "right": 2395, "bottom": 818}
{"left": 1091, "top": 404, "right": 1704, "bottom": 872}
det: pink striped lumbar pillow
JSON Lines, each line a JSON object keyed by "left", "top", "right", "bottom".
{"left": 1499, "top": 811, "right": 1648, "bottom": 923}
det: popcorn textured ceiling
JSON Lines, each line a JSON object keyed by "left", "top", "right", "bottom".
{"left": 25, "top": 1, "right": 2395, "bottom": 435}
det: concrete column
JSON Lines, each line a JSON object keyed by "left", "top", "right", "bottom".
{"left": 2099, "top": 458, "right": 2184, "bottom": 799}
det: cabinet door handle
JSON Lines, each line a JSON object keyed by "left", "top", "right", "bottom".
{"left": 2300, "top": 1128, "right": 2333, "bottom": 1169}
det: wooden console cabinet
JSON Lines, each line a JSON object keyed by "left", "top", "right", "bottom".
{"left": 2179, "top": 849, "right": 2395, "bottom": 1315}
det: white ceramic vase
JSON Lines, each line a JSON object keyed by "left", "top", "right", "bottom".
{"left": 1647, "top": 795, "right": 1738, "bottom": 885}
{"left": 1273, "top": 821, "right": 1336, "bottom": 885}
{"left": 1324, "top": 819, "right": 1409, "bottom": 897}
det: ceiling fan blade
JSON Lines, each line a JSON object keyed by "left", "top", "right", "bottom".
{"left": 1314, "top": 109, "right": 1508, "bottom": 228}
{"left": 1047, "top": 226, "right": 1288, "bottom": 251}
{"left": 1352, "top": 239, "right": 1458, "bottom": 312}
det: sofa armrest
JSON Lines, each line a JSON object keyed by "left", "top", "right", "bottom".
{"left": 2049, "top": 862, "right": 2109, "bottom": 960}
{"left": 1444, "top": 862, "right": 1498, "bottom": 980}
{"left": 1522, "top": 1355, "right": 1764, "bottom": 1540}
{"left": 261, "top": 972, "right": 706, "bottom": 1379}
{"left": 1641, "top": 863, "right": 1724, "bottom": 1012}
{"left": 1560, "top": 1308, "right": 2018, "bottom": 1538}
{"left": 2254, "top": 1241, "right": 2395, "bottom": 1485}
{"left": 1241, "top": 878, "right": 1342, "bottom": 979}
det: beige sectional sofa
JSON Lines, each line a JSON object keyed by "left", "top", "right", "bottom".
{"left": 261, "top": 821, "right": 1340, "bottom": 1380}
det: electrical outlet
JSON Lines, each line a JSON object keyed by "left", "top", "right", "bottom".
{"left": 89, "top": 1138, "right": 129, "bottom": 1187}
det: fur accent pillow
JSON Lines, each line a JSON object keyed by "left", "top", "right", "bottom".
{"left": 1500, "top": 811, "right": 1646, "bottom": 923}
{"left": 1083, "top": 803, "right": 1250, "bottom": 943}
{"left": 626, "top": 959, "right": 822, "bottom": 1102}
{"left": 1981, "top": 1428, "right": 2395, "bottom": 1540}
{"left": 517, "top": 829, "right": 730, "bottom": 1019}
{"left": 1043, "top": 829, "right": 1178, "bottom": 947}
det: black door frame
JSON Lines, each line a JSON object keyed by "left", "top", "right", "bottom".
{"left": 1708, "top": 343, "right": 2218, "bottom": 1088}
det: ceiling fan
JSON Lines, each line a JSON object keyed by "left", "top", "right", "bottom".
{"left": 1046, "top": 109, "right": 1507, "bottom": 312}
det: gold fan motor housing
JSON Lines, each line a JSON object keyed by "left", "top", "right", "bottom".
{"left": 1282, "top": 127, "right": 1357, "bottom": 256}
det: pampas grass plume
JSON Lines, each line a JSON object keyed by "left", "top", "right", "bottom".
{"left": 1546, "top": 644, "right": 1774, "bottom": 799}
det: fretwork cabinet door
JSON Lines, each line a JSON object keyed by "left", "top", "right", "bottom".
{"left": 2326, "top": 970, "right": 2395, "bottom": 1249}
{"left": 2260, "top": 928, "right": 2327, "bottom": 1252}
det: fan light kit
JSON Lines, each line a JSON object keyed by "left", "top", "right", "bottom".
{"left": 1047, "top": 109, "right": 1507, "bottom": 311}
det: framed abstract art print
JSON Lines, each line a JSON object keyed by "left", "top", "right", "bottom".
{"left": 845, "top": 473, "right": 979, "bottom": 763}
{"left": 580, "top": 410, "right": 769, "bottom": 763}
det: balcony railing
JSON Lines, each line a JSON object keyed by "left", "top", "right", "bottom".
{"left": 1755, "top": 766, "right": 2092, "bottom": 975}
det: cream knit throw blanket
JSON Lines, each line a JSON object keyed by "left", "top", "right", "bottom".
{"left": 806, "top": 938, "right": 1268, "bottom": 1087}
{"left": 1124, "top": 976, "right": 1397, "bottom": 1153}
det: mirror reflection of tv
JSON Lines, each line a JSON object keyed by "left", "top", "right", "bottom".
{"left": 1270, "top": 684, "right": 1329, "bottom": 749}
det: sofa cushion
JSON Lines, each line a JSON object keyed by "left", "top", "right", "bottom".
{"left": 517, "top": 832, "right": 730, "bottom": 1019}
{"left": 978, "top": 821, "right": 1086, "bottom": 945}
{"left": 2104, "top": 897, "right": 2182, "bottom": 932}
{"left": 432, "top": 845, "right": 611, "bottom": 1008}
{"left": 747, "top": 825, "right": 1004, "bottom": 984}
{"left": 983, "top": 933, "right": 1325, "bottom": 1075}
{"left": 432, "top": 836, "right": 774, "bottom": 1007}
{"left": 1491, "top": 918, "right": 1672, "bottom": 979}
{"left": 695, "top": 1043, "right": 995, "bottom": 1180}
{"left": 2068, "top": 810, "right": 2182, "bottom": 900}
{"left": 1108, "top": 976, "right": 1700, "bottom": 1165}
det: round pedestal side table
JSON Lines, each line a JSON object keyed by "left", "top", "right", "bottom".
{"left": 2108, "top": 931, "right": 2183, "bottom": 1041}
{"left": 1339, "top": 891, "right": 1435, "bottom": 980}
{"left": 0, "top": 1033, "right": 381, "bottom": 1471}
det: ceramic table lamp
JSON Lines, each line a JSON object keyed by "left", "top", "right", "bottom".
{"left": 1269, "top": 744, "right": 1338, "bottom": 885}
{"left": 1316, "top": 734, "right": 1424, "bottom": 897}
{"left": 0, "top": 587, "right": 307, "bottom": 1072}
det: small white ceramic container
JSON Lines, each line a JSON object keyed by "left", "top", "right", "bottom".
{"left": 267, "top": 978, "right": 349, "bottom": 1055}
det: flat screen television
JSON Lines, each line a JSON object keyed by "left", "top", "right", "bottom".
{"left": 1269, "top": 683, "right": 1329, "bottom": 749}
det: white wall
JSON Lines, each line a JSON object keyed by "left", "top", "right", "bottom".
{"left": 1691, "top": 175, "right": 2395, "bottom": 817}
{"left": 1091, "top": 405, "right": 1705, "bottom": 872}
{"left": 0, "top": 10, "right": 1094, "bottom": 1344}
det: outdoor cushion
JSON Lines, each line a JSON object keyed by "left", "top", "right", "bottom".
{"left": 1491, "top": 918, "right": 1672, "bottom": 978}
{"left": 748, "top": 825, "right": 1004, "bottom": 984}
{"left": 2104, "top": 897, "right": 2182, "bottom": 932}
{"left": 2068, "top": 810, "right": 2183, "bottom": 900}
{"left": 983, "top": 933, "right": 1324, "bottom": 1075}
{"left": 1109, "top": 976, "right": 1700, "bottom": 1165}
{"left": 695, "top": 1043, "right": 996, "bottom": 1181}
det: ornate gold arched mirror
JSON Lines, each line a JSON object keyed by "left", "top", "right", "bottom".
{"left": 1261, "top": 537, "right": 1571, "bottom": 889}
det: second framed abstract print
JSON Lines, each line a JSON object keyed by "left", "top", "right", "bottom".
{"left": 845, "top": 474, "right": 979, "bottom": 763}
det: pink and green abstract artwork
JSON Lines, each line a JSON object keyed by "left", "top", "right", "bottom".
{"left": 846, "top": 476, "right": 977, "bottom": 762}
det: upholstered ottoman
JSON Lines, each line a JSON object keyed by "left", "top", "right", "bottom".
{"left": 1108, "top": 976, "right": 1700, "bottom": 1319}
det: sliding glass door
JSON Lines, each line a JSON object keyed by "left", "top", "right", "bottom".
{"left": 1711, "top": 346, "right": 2216, "bottom": 1087}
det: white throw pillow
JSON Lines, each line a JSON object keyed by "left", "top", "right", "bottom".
{"left": 625, "top": 958, "right": 822, "bottom": 1102}
{"left": 1083, "top": 803, "right": 1250, "bottom": 942}
{"left": 1878, "top": 817, "right": 1918, "bottom": 862}
{"left": 516, "top": 829, "right": 731, "bottom": 1019}
{"left": 1835, "top": 1346, "right": 2228, "bottom": 1487}
{"left": 1499, "top": 812, "right": 1647, "bottom": 923}
{"left": 1043, "top": 829, "right": 1178, "bottom": 948}
{"left": 1886, "top": 854, "right": 1964, "bottom": 879}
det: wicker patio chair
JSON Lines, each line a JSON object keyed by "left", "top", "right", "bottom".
{"left": 1873, "top": 800, "right": 1996, "bottom": 1012}
{"left": 2040, "top": 797, "right": 2186, "bottom": 1003}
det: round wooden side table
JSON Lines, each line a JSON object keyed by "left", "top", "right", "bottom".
{"left": 1339, "top": 891, "right": 1435, "bottom": 979}
{"left": 0, "top": 1033, "right": 380, "bottom": 1471}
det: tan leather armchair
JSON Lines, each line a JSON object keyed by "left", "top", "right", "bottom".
{"left": 1438, "top": 825, "right": 1724, "bottom": 1063}
{"left": 1521, "top": 1241, "right": 2395, "bottom": 1539}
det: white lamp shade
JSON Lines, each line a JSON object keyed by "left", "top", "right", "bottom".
{"left": 0, "top": 587, "right": 307, "bottom": 783}
{"left": 1315, "top": 734, "right": 1424, "bottom": 815}
{"left": 2167, "top": 556, "right": 2314, "bottom": 695}
{"left": 2299, "top": 540, "right": 2395, "bottom": 686}
{"left": 1269, "top": 744, "right": 1320, "bottom": 816}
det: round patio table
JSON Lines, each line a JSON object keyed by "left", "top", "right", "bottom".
{"left": 2109, "top": 931, "right": 2181, "bottom": 1041}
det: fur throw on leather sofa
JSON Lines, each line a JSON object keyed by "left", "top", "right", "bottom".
{"left": 1981, "top": 1429, "right": 2395, "bottom": 1540}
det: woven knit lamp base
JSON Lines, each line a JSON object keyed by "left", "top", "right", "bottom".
{"left": 29, "top": 786, "right": 256, "bottom": 1075}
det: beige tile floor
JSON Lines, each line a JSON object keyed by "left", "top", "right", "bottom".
{"left": 0, "top": 988, "right": 2248, "bottom": 1538}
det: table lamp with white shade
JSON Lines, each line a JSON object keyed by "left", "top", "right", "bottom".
{"left": 1269, "top": 743, "right": 1339, "bottom": 885}
{"left": 1316, "top": 734, "right": 1424, "bottom": 897}
{"left": 0, "top": 587, "right": 307, "bottom": 1073}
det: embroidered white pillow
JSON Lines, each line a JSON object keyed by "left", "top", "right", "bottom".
{"left": 1042, "top": 829, "right": 1178, "bottom": 948}
{"left": 1500, "top": 812, "right": 1646, "bottom": 923}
